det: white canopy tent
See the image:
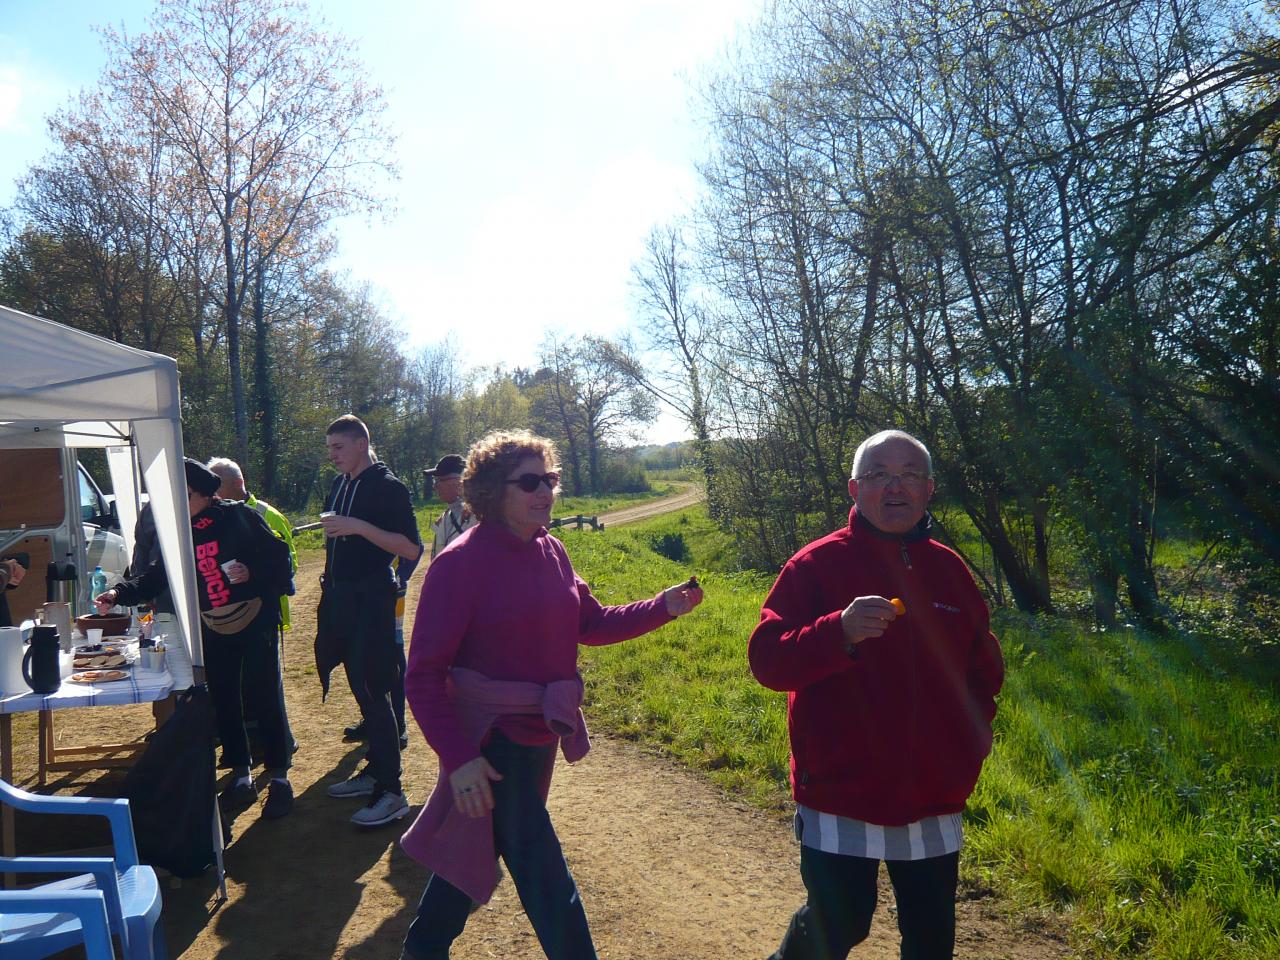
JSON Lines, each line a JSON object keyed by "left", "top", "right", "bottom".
{"left": 0, "top": 305, "right": 202, "bottom": 676}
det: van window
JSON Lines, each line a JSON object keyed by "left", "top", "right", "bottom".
{"left": 79, "top": 465, "right": 106, "bottom": 524}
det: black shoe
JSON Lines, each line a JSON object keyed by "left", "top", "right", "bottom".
{"left": 219, "top": 779, "right": 257, "bottom": 809}
{"left": 343, "top": 721, "right": 367, "bottom": 741}
{"left": 399, "top": 732, "right": 409, "bottom": 751}
{"left": 262, "top": 780, "right": 294, "bottom": 820}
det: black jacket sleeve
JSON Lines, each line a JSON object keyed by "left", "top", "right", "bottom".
{"left": 111, "top": 557, "right": 170, "bottom": 606}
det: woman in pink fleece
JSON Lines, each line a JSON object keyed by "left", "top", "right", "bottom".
{"left": 399, "top": 430, "right": 703, "bottom": 960}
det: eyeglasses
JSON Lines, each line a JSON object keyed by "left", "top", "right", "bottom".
{"left": 505, "top": 471, "right": 560, "bottom": 493}
{"left": 855, "top": 470, "right": 930, "bottom": 488}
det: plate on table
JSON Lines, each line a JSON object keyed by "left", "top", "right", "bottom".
{"left": 73, "top": 653, "right": 131, "bottom": 669}
{"left": 68, "top": 669, "right": 130, "bottom": 684}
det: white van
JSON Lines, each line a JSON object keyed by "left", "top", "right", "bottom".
{"left": 0, "top": 447, "right": 130, "bottom": 624}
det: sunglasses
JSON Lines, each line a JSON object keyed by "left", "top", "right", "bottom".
{"left": 505, "top": 471, "right": 560, "bottom": 493}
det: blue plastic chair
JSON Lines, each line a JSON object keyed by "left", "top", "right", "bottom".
{"left": 0, "top": 778, "right": 165, "bottom": 960}
{"left": 0, "top": 889, "right": 117, "bottom": 959}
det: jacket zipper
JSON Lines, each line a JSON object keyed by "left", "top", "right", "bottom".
{"left": 901, "top": 538, "right": 920, "bottom": 802}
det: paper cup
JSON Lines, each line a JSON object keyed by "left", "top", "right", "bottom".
{"left": 87, "top": 628, "right": 104, "bottom": 644}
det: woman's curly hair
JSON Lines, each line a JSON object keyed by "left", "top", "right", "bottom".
{"left": 463, "top": 430, "right": 560, "bottom": 524}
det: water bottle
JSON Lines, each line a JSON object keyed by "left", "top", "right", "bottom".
{"left": 91, "top": 565, "right": 109, "bottom": 606}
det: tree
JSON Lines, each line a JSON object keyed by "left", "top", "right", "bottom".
{"left": 102, "top": 0, "right": 396, "bottom": 465}
{"left": 627, "top": 223, "right": 722, "bottom": 515}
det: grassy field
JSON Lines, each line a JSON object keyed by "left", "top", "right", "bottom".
{"left": 561, "top": 507, "right": 1280, "bottom": 959}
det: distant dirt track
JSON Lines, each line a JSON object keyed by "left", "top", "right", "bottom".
{"left": 593, "top": 483, "right": 705, "bottom": 528}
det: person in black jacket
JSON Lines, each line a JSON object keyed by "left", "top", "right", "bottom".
{"left": 95, "top": 458, "right": 297, "bottom": 820}
{"left": 317, "top": 414, "right": 422, "bottom": 829}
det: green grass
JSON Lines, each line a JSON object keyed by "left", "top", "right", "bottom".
{"left": 560, "top": 506, "right": 1280, "bottom": 959}
{"left": 969, "top": 614, "right": 1280, "bottom": 958}
{"left": 558, "top": 509, "right": 787, "bottom": 807}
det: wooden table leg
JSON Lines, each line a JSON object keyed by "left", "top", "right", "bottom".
{"left": 38, "top": 710, "right": 51, "bottom": 788}
{"left": 2, "top": 713, "right": 14, "bottom": 886}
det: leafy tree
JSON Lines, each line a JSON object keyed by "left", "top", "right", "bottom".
{"left": 101, "top": 0, "right": 396, "bottom": 465}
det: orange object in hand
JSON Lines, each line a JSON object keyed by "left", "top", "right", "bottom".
{"left": 890, "top": 597, "right": 906, "bottom": 616}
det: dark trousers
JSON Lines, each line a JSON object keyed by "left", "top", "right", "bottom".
{"left": 202, "top": 610, "right": 292, "bottom": 776}
{"left": 241, "top": 628, "right": 296, "bottom": 747}
{"left": 341, "top": 604, "right": 401, "bottom": 795}
{"left": 771, "top": 845, "right": 959, "bottom": 960}
{"left": 402, "top": 732, "right": 597, "bottom": 960}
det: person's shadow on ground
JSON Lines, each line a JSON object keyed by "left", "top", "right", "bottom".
{"left": 160, "top": 746, "right": 401, "bottom": 959}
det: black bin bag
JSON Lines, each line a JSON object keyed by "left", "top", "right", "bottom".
{"left": 122, "top": 684, "right": 220, "bottom": 878}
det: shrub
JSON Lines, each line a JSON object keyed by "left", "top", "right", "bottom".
{"left": 649, "top": 531, "right": 690, "bottom": 563}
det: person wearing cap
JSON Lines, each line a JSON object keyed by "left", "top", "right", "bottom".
{"left": 94, "top": 458, "right": 298, "bottom": 820}
{"left": 208, "top": 457, "right": 299, "bottom": 761}
{"left": 425, "top": 454, "right": 477, "bottom": 560}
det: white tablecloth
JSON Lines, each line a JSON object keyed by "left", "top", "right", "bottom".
{"left": 0, "top": 666, "right": 174, "bottom": 714}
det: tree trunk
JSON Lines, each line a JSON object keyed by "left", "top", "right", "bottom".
{"left": 223, "top": 212, "right": 249, "bottom": 467}
{"left": 253, "top": 258, "right": 278, "bottom": 497}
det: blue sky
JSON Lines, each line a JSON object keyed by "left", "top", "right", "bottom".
{"left": 0, "top": 0, "right": 764, "bottom": 442}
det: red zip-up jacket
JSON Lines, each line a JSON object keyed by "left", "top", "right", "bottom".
{"left": 749, "top": 507, "right": 1004, "bottom": 826}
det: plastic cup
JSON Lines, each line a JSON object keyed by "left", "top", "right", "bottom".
{"left": 87, "top": 628, "right": 104, "bottom": 644}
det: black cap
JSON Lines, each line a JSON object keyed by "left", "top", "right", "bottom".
{"left": 424, "top": 454, "right": 465, "bottom": 478}
{"left": 184, "top": 458, "right": 222, "bottom": 496}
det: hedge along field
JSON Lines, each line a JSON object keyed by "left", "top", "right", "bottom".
{"left": 561, "top": 507, "right": 1280, "bottom": 959}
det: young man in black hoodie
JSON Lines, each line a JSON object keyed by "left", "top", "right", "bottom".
{"left": 318, "top": 415, "right": 423, "bottom": 827}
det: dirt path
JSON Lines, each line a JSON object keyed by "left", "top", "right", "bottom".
{"left": 13, "top": 547, "right": 1071, "bottom": 958}
{"left": 593, "top": 482, "right": 705, "bottom": 528}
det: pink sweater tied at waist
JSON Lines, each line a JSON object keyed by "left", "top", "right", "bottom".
{"left": 399, "top": 667, "right": 591, "bottom": 903}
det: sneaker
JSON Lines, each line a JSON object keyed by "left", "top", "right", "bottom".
{"left": 262, "top": 780, "right": 294, "bottom": 820}
{"left": 351, "top": 788, "right": 409, "bottom": 827}
{"left": 342, "top": 721, "right": 367, "bottom": 741}
{"left": 327, "top": 769, "right": 377, "bottom": 799}
{"left": 219, "top": 779, "right": 257, "bottom": 808}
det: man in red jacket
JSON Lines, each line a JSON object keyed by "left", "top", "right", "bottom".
{"left": 749, "top": 430, "right": 1004, "bottom": 960}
